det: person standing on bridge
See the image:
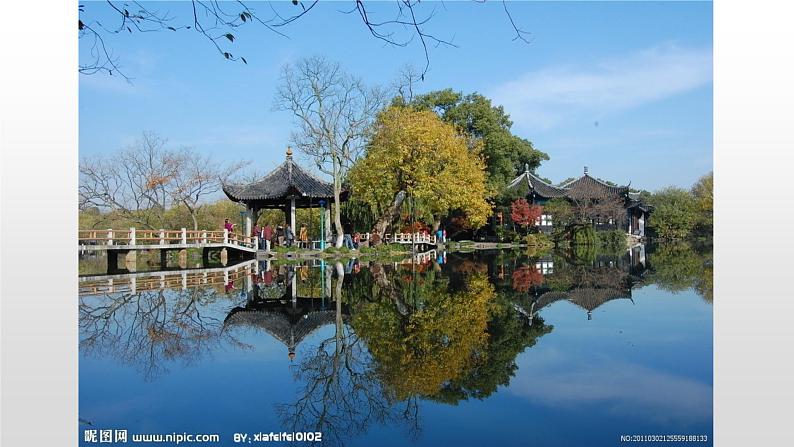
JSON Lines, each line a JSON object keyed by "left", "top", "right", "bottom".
{"left": 298, "top": 224, "right": 309, "bottom": 248}
{"left": 285, "top": 224, "right": 295, "bottom": 247}
{"left": 252, "top": 222, "right": 261, "bottom": 249}
{"left": 223, "top": 218, "right": 235, "bottom": 240}
{"left": 262, "top": 223, "right": 273, "bottom": 252}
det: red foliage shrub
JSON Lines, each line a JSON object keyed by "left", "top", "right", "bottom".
{"left": 511, "top": 199, "right": 543, "bottom": 227}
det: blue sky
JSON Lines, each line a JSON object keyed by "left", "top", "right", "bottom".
{"left": 79, "top": 1, "right": 712, "bottom": 190}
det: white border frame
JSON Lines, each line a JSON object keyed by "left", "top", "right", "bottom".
{"left": 3, "top": 1, "right": 794, "bottom": 446}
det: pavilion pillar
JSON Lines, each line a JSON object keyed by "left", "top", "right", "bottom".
{"left": 245, "top": 206, "right": 253, "bottom": 240}
{"left": 324, "top": 207, "right": 332, "bottom": 242}
{"left": 289, "top": 198, "right": 296, "bottom": 231}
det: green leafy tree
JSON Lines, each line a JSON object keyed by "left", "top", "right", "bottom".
{"left": 401, "top": 89, "right": 549, "bottom": 194}
{"left": 647, "top": 187, "right": 699, "bottom": 239}
{"left": 691, "top": 172, "right": 714, "bottom": 233}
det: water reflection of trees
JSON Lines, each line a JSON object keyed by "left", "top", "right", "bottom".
{"left": 274, "top": 260, "right": 553, "bottom": 446}
{"left": 483, "top": 240, "right": 713, "bottom": 310}
{"left": 646, "top": 240, "right": 713, "bottom": 302}
{"left": 273, "top": 264, "right": 421, "bottom": 446}
{"left": 79, "top": 285, "right": 246, "bottom": 380}
{"left": 79, "top": 243, "right": 714, "bottom": 446}
{"left": 353, "top": 271, "right": 494, "bottom": 400}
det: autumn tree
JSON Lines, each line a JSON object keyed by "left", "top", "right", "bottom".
{"left": 348, "top": 106, "right": 492, "bottom": 234}
{"left": 510, "top": 198, "right": 542, "bottom": 230}
{"left": 79, "top": 131, "right": 172, "bottom": 228}
{"left": 168, "top": 148, "right": 245, "bottom": 230}
{"left": 79, "top": 131, "right": 243, "bottom": 230}
{"left": 274, "top": 56, "right": 387, "bottom": 247}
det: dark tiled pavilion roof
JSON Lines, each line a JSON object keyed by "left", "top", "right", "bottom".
{"left": 507, "top": 170, "right": 568, "bottom": 198}
{"left": 561, "top": 173, "right": 629, "bottom": 200}
{"left": 507, "top": 166, "right": 631, "bottom": 201}
{"left": 223, "top": 149, "right": 335, "bottom": 202}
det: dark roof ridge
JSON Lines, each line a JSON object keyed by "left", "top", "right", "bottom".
{"left": 568, "top": 172, "right": 629, "bottom": 190}
{"left": 288, "top": 156, "right": 335, "bottom": 188}
{"left": 586, "top": 172, "right": 629, "bottom": 190}
{"left": 223, "top": 158, "right": 288, "bottom": 191}
{"left": 525, "top": 170, "right": 561, "bottom": 189}
{"left": 507, "top": 168, "right": 568, "bottom": 198}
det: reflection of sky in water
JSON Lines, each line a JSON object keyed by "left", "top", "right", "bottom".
{"left": 510, "top": 286, "right": 712, "bottom": 424}
{"left": 79, "top": 252, "right": 712, "bottom": 447}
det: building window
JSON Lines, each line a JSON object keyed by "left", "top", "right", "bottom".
{"left": 539, "top": 214, "right": 553, "bottom": 226}
{"left": 535, "top": 261, "right": 554, "bottom": 275}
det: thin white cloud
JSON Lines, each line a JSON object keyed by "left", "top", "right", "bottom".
{"left": 489, "top": 43, "right": 712, "bottom": 131}
{"left": 510, "top": 349, "right": 712, "bottom": 425}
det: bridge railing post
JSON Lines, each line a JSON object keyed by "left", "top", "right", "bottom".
{"left": 159, "top": 229, "right": 165, "bottom": 245}
{"left": 201, "top": 231, "right": 207, "bottom": 244}
{"left": 223, "top": 229, "right": 229, "bottom": 245}
{"left": 181, "top": 228, "right": 187, "bottom": 246}
{"left": 107, "top": 229, "right": 113, "bottom": 246}
{"left": 129, "top": 227, "right": 136, "bottom": 246}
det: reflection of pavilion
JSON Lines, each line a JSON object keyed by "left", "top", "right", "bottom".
{"left": 223, "top": 263, "right": 349, "bottom": 359}
{"left": 530, "top": 288, "right": 633, "bottom": 320}
{"left": 519, "top": 247, "right": 648, "bottom": 321}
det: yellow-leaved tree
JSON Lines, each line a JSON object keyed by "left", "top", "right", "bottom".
{"left": 349, "top": 105, "right": 492, "bottom": 234}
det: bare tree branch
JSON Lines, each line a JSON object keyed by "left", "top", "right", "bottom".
{"left": 273, "top": 56, "right": 388, "bottom": 247}
{"left": 79, "top": 1, "right": 532, "bottom": 81}
{"left": 79, "top": 131, "right": 246, "bottom": 229}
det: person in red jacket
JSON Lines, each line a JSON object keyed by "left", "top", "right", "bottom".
{"left": 262, "top": 223, "right": 273, "bottom": 252}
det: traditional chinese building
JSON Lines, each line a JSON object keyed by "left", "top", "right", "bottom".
{"left": 222, "top": 147, "right": 345, "bottom": 240}
{"left": 506, "top": 165, "right": 652, "bottom": 237}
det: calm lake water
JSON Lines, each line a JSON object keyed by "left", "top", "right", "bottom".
{"left": 78, "top": 242, "right": 713, "bottom": 446}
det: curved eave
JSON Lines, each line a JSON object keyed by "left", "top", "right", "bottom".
{"left": 222, "top": 183, "right": 244, "bottom": 203}
{"left": 508, "top": 171, "right": 569, "bottom": 199}
{"left": 221, "top": 182, "right": 346, "bottom": 203}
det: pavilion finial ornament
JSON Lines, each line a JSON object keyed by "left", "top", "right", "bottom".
{"left": 584, "top": 166, "right": 589, "bottom": 175}
{"left": 286, "top": 146, "right": 293, "bottom": 158}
